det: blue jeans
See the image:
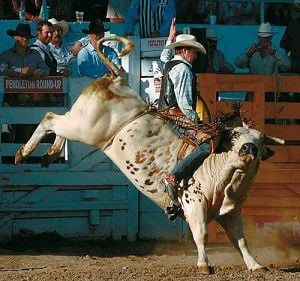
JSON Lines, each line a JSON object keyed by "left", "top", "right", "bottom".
{"left": 170, "top": 143, "right": 210, "bottom": 182}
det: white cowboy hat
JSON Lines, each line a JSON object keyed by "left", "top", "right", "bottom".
{"left": 206, "top": 28, "right": 218, "bottom": 41}
{"left": 48, "top": 18, "right": 69, "bottom": 37}
{"left": 257, "top": 22, "right": 274, "bottom": 38}
{"left": 165, "top": 34, "right": 206, "bottom": 54}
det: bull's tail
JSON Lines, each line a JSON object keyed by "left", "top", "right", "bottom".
{"left": 96, "top": 36, "right": 134, "bottom": 77}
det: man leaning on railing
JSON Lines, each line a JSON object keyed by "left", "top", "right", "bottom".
{"left": 0, "top": 23, "right": 49, "bottom": 106}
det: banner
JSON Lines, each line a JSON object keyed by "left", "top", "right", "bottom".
{"left": 4, "top": 76, "right": 64, "bottom": 93}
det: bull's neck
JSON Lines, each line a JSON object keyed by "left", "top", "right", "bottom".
{"left": 102, "top": 106, "right": 151, "bottom": 150}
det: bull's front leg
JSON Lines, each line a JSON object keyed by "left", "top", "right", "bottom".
{"left": 182, "top": 193, "right": 210, "bottom": 274}
{"left": 15, "top": 112, "right": 57, "bottom": 164}
{"left": 218, "top": 212, "right": 265, "bottom": 272}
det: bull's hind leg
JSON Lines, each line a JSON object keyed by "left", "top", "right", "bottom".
{"left": 182, "top": 194, "right": 210, "bottom": 274}
{"left": 15, "top": 112, "right": 61, "bottom": 164}
{"left": 41, "top": 136, "right": 66, "bottom": 167}
{"left": 218, "top": 212, "right": 265, "bottom": 272}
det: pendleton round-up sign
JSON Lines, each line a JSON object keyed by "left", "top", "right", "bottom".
{"left": 4, "top": 76, "right": 64, "bottom": 93}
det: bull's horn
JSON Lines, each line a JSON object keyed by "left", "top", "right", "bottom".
{"left": 96, "top": 36, "right": 134, "bottom": 77}
{"left": 264, "top": 135, "right": 285, "bottom": 145}
{"left": 242, "top": 121, "right": 249, "bottom": 128}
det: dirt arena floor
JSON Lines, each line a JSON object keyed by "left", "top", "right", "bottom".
{"left": 0, "top": 234, "right": 299, "bottom": 281}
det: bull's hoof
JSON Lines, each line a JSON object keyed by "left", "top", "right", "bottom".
{"left": 197, "top": 264, "right": 211, "bottom": 275}
{"left": 41, "top": 152, "right": 60, "bottom": 168}
{"left": 251, "top": 266, "right": 268, "bottom": 273}
{"left": 15, "top": 145, "right": 25, "bottom": 165}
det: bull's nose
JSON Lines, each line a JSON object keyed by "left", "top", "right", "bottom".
{"left": 238, "top": 143, "right": 258, "bottom": 159}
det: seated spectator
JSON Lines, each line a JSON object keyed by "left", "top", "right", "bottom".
{"left": 205, "top": 28, "right": 234, "bottom": 73}
{"left": 264, "top": 3, "right": 291, "bottom": 26}
{"left": 289, "top": 2, "right": 300, "bottom": 22}
{"left": 77, "top": 0, "right": 108, "bottom": 22}
{"left": 48, "top": 18, "right": 75, "bottom": 76}
{"left": 1, "top": 0, "right": 14, "bottom": 19}
{"left": 124, "top": 0, "right": 176, "bottom": 38}
{"left": 280, "top": 15, "right": 300, "bottom": 73}
{"left": 77, "top": 19, "right": 120, "bottom": 79}
{"left": 36, "top": 0, "right": 77, "bottom": 22}
{"left": 174, "top": 0, "right": 194, "bottom": 23}
{"left": 226, "top": 2, "right": 259, "bottom": 25}
{"left": 106, "top": 0, "right": 130, "bottom": 23}
{"left": 235, "top": 23, "right": 290, "bottom": 75}
{"left": 10, "top": 0, "right": 41, "bottom": 20}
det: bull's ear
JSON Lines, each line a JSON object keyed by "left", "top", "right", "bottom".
{"left": 261, "top": 146, "right": 275, "bottom": 161}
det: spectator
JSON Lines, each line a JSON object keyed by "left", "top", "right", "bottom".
{"left": 0, "top": 23, "right": 48, "bottom": 80}
{"left": 35, "top": 0, "right": 78, "bottom": 21}
{"left": 205, "top": 28, "right": 234, "bottom": 73}
{"left": 174, "top": 0, "right": 193, "bottom": 23}
{"left": 265, "top": 3, "right": 291, "bottom": 26}
{"left": 77, "top": 19, "right": 120, "bottom": 78}
{"left": 0, "top": 0, "right": 5, "bottom": 18}
{"left": 234, "top": 23, "right": 290, "bottom": 75}
{"left": 31, "top": 20, "right": 65, "bottom": 106}
{"left": 1, "top": 1, "right": 15, "bottom": 19}
{"left": 48, "top": 18, "right": 75, "bottom": 76}
{"left": 148, "top": 60, "right": 162, "bottom": 105}
{"left": 226, "top": 2, "right": 259, "bottom": 25}
{"left": 124, "top": 0, "right": 176, "bottom": 38}
{"left": 77, "top": 0, "right": 108, "bottom": 22}
{"left": 31, "top": 20, "right": 57, "bottom": 75}
{"left": 280, "top": 16, "right": 300, "bottom": 73}
{"left": 70, "top": 35, "right": 90, "bottom": 57}
{"left": 10, "top": 0, "right": 41, "bottom": 20}
{"left": 106, "top": 0, "right": 130, "bottom": 23}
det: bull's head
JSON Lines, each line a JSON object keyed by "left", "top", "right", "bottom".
{"left": 219, "top": 127, "right": 285, "bottom": 162}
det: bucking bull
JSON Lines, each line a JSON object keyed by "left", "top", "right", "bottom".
{"left": 15, "top": 36, "right": 286, "bottom": 274}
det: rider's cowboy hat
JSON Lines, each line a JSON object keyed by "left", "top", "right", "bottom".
{"left": 165, "top": 34, "right": 206, "bottom": 54}
{"left": 82, "top": 19, "right": 109, "bottom": 35}
{"left": 257, "top": 22, "right": 275, "bottom": 38}
{"left": 7, "top": 23, "right": 35, "bottom": 39}
{"left": 48, "top": 18, "right": 69, "bottom": 37}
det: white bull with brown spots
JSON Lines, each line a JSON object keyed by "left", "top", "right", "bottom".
{"left": 15, "top": 36, "right": 285, "bottom": 274}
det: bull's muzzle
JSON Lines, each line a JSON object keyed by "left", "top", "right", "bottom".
{"left": 238, "top": 143, "right": 258, "bottom": 160}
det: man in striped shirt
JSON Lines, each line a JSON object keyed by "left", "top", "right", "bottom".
{"left": 124, "top": 0, "right": 175, "bottom": 38}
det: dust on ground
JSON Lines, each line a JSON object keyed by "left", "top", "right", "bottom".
{"left": 0, "top": 235, "right": 299, "bottom": 281}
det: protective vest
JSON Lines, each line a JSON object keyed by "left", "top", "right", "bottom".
{"left": 158, "top": 60, "right": 197, "bottom": 110}
{"left": 32, "top": 44, "right": 58, "bottom": 75}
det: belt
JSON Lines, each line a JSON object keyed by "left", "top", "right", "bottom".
{"left": 168, "top": 107, "right": 183, "bottom": 116}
